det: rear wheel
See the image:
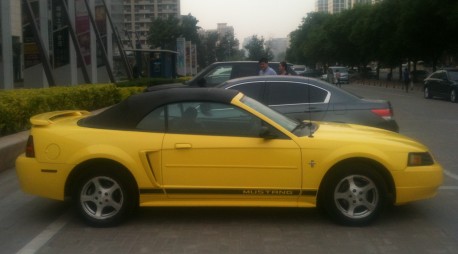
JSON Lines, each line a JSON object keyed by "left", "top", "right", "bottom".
{"left": 73, "top": 169, "right": 137, "bottom": 227}
{"left": 321, "top": 165, "right": 387, "bottom": 226}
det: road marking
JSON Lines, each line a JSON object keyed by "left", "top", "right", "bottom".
{"left": 16, "top": 212, "right": 69, "bottom": 254}
{"left": 444, "top": 169, "right": 458, "bottom": 181}
{"left": 440, "top": 186, "right": 458, "bottom": 190}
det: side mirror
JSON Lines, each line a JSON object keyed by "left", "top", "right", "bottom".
{"left": 259, "top": 126, "right": 278, "bottom": 139}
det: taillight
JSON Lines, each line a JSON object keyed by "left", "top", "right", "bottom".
{"left": 371, "top": 108, "right": 393, "bottom": 120}
{"left": 26, "top": 135, "right": 35, "bottom": 158}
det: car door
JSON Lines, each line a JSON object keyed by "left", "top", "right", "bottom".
{"left": 428, "top": 71, "right": 446, "bottom": 96}
{"left": 264, "top": 81, "right": 330, "bottom": 122}
{"left": 160, "top": 101, "right": 302, "bottom": 201}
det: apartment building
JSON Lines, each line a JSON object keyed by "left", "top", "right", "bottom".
{"left": 122, "top": 0, "right": 181, "bottom": 49}
{"left": 317, "top": 0, "right": 381, "bottom": 14}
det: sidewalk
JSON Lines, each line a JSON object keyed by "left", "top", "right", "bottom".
{"left": 355, "top": 78, "right": 424, "bottom": 91}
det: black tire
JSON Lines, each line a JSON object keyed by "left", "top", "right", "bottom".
{"left": 73, "top": 169, "right": 137, "bottom": 227}
{"left": 424, "top": 87, "right": 432, "bottom": 99}
{"left": 321, "top": 165, "right": 387, "bottom": 226}
{"left": 451, "top": 89, "right": 457, "bottom": 103}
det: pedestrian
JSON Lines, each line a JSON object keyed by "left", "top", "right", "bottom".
{"left": 403, "top": 68, "right": 409, "bottom": 93}
{"left": 410, "top": 71, "right": 415, "bottom": 91}
{"left": 334, "top": 69, "right": 341, "bottom": 87}
{"left": 278, "top": 61, "right": 289, "bottom": 75}
{"left": 258, "top": 57, "right": 277, "bottom": 76}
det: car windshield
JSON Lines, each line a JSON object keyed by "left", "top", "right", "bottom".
{"left": 240, "top": 96, "right": 299, "bottom": 132}
{"left": 448, "top": 71, "right": 458, "bottom": 81}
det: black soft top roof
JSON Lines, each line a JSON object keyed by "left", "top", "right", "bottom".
{"left": 79, "top": 87, "right": 239, "bottom": 129}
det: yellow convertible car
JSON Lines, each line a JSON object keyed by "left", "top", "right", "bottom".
{"left": 16, "top": 88, "right": 443, "bottom": 227}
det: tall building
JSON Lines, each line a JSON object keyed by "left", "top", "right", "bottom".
{"left": 216, "top": 23, "right": 234, "bottom": 40}
{"left": 122, "top": 0, "right": 181, "bottom": 49}
{"left": 316, "top": 0, "right": 380, "bottom": 14}
{"left": 0, "top": 0, "right": 21, "bottom": 89}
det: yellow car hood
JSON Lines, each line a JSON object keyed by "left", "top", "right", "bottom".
{"left": 304, "top": 121, "right": 428, "bottom": 151}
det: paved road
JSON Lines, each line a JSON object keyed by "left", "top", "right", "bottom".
{"left": 1, "top": 82, "right": 457, "bottom": 254}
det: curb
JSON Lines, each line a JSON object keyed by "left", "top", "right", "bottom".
{"left": 0, "top": 131, "right": 28, "bottom": 172}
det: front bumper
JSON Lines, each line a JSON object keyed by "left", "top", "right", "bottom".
{"left": 392, "top": 164, "right": 443, "bottom": 205}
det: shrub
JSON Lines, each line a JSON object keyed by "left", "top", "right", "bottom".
{"left": 0, "top": 84, "right": 144, "bottom": 137}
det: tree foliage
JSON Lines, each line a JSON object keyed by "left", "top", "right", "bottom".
{"left": 147, "top": 16, "right": 181, "bottom": 49}
{"left": 287, "top": 0, "right": 458, "bottom": 71}
{"left": 216, "top": 32, "right": 241, "bottom": 61}
{"left": 244, "top": 35, "right": 274, "bottom": 61}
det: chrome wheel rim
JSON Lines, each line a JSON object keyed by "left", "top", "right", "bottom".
{"left": 80, "top": 176, "right": 124, "bottom": 220}
{"left": 334, "top": 175, "right": 378, "bottom": 219}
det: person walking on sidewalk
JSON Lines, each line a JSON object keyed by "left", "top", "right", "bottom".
{"left": 335, "top": 70, "right": 342, "bottom": 87}
{"left": 402, "top": 68, "right": 410, "bottom": 93}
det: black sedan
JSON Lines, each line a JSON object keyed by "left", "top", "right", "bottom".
{"left": 217, "top": 76, "right": 399, "bottom": 132}
{"left": 423, "top": 69, "right": 458, "bottom": 103}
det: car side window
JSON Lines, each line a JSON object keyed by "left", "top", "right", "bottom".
{"left": 227, "top": 82, "right": 265, "bottom": 102}
{"left": 230, "top": 64, "right": 259, "bottom": 78}
{"left": 136, "top": 106, "right": 166, "bottom": 132}
{"left": 439, "top": 72, "right": 448, "bottom": 80}
{"left": 266, "top": 82, "right": 329, "bottom": 105}
{"left": 203, "top": 65, "right": 233, "bottom": 86}
{"left": 166, "top": 102, "right": 263, "bottom": 137}
{"left": 430, "top": 72, "right": 442, "bottom": 79}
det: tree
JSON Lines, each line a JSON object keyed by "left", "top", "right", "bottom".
{"left": 244, "top": 35, "right": 273, "bottom": 61}
{"left": 197, "top": 31, "right": 219, "bottom": 67}
{"left": 147, "top": 16, "right": 181, "bottom": 49}
{"left": 216, "top": 32, "right": 241, "bottom": 61}
{"left": 180, "top": 14, "right": 200, "bottom": 45}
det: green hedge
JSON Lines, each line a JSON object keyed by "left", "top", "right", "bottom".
{"left": 116, "top": 76, "right": 189, "bottom": 87}
{"left": 0, "top": 84, "right": 144, "bottom": 137}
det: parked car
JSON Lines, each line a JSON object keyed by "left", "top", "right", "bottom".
{"left": 423, "top": 69, "right": 458, "bottom": 103}
{"left": 217, "top": 76, "right": 399, "bottom": 132}
{"left": 186, "top": 61, "right": 296, "bottom": 87}
{"left": 292, "top": 65, "right": 306, "bottom": 75}
{"left": 16, "top": 87, "right": 442, "bottom": 227}
{"left": 327, "top": 66, "right": 350, "bottom": 84}
{"left": 302, "top": 68, "right": 323, "bottom": 78}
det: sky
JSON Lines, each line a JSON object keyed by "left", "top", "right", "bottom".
{"left": 180, "top": 0, "right": 315, "bottom": 43}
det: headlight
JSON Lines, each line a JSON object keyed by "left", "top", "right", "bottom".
{"left": 408, "top": 152, "right": 434, "bottom": 166}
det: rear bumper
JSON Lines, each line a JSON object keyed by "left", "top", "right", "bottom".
{"left": 15, "top": 154, "right": 70, "bottom": 201}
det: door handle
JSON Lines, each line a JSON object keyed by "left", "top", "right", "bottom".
{"left": 175, "top": 143, "right": 192, "bottom": 149}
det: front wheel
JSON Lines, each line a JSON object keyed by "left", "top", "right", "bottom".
{"left": 74, "top": 170, "right": 136, "bottom": 227}
{"left": 424, "top": 87, "right": 432, "bottom": 99}
{"left": 321, "top": 167, "right": 386, "bottom": 226}
{"left": 451, "top": 89, "right": 457, "bottom": 103}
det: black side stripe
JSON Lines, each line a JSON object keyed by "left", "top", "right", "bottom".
{"left": 139, "top": 188, "right": 317, "bottom": 196}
